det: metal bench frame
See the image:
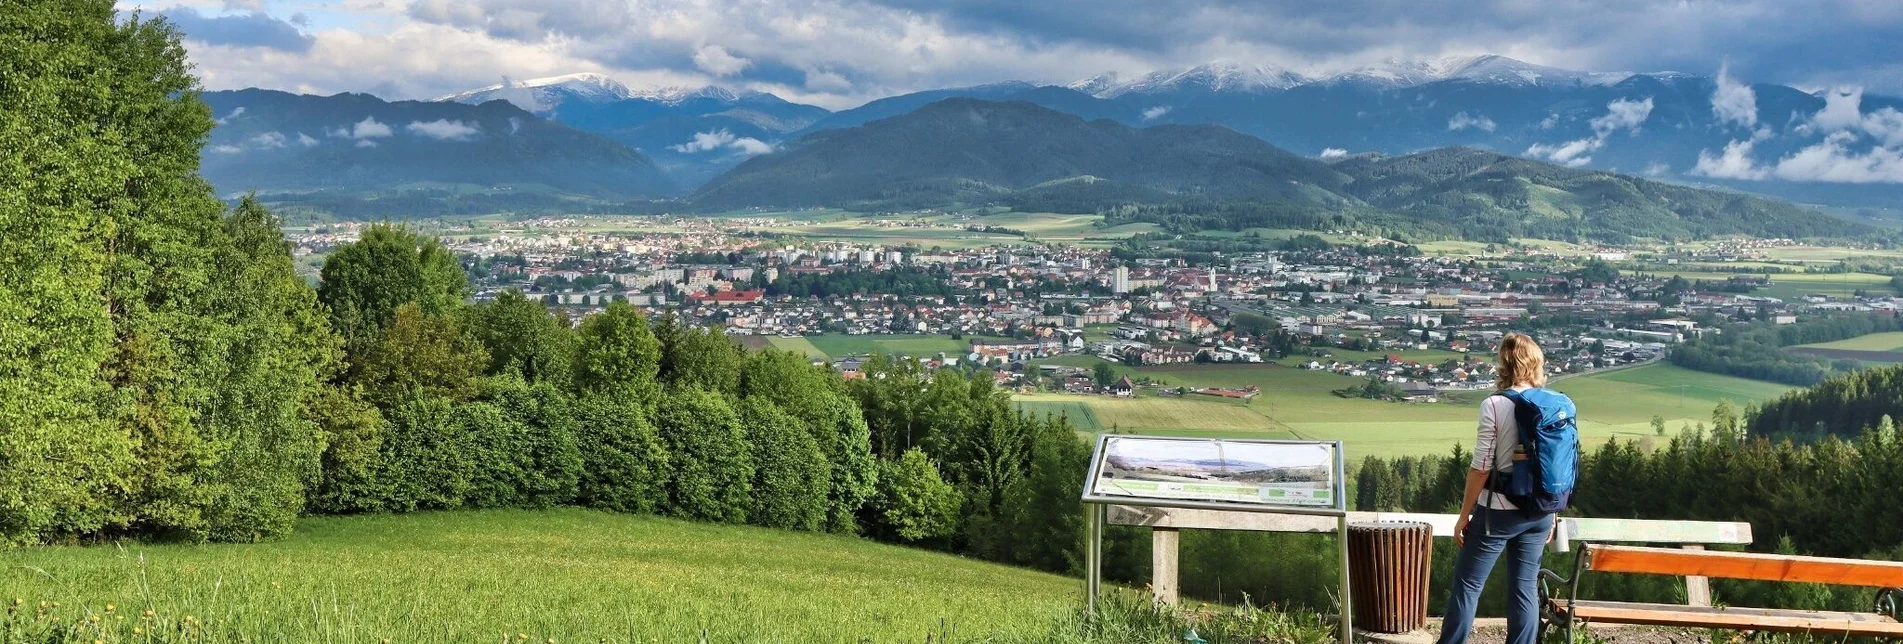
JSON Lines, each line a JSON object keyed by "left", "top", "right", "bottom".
{"left": 1539, "top": 544, "right": 1903, "bottom": 643}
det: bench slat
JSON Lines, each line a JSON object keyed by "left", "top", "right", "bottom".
{"left": 1587, "top": 545, "right": 1903, "bottom": 587}
{"left": 1557, "top": 600, "right": 1903, "bottom": 636}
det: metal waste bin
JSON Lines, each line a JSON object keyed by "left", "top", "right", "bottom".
{"left": 1347, "top": 521, "right": 1433, "bottom": 633}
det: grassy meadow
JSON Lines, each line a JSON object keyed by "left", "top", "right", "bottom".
{"left": 1016, "top": 363, "right": 1793, "bottom": 458}
{"left": 2, "top": 509, "right": 1081, "bottom": 642}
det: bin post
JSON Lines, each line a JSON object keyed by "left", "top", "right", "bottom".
{"left": 1347, "top": 521, "right": 1434, "bottom": 634}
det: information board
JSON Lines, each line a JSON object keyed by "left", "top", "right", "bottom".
{"left": 1084, "top": 436, "right": 1342, "bottom": 509}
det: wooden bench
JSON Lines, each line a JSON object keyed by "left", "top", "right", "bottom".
{"left": 1544, "top": 544, "right": 1903, "bottom": 641}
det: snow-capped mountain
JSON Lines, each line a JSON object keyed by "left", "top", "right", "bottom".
{"left": 434, "top": 72, "right": 637, "bottom": 113}
{"left": 1074, "top": 60, "right": 1308, "bottom": 99}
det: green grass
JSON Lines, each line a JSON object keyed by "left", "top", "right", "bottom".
{"left": 764, "top": 335, "right": 830, "bottom": 358}
{"left": 1640, "top": 269, "right": 1895, "bottom": 299}
{"left": 1014, "top": 363, "right": 1794, "bottom": 458}
{"left": 2, "top": 509, "right": 1082, "bottom": 642}
{"left": 805, "top": 334, "right": 974, "bottom": 359}
{"left": 1794, "top": 331, "right": 1903, "bottom": 352}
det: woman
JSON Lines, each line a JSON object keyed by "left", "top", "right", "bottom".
{"left": 1436, "top": 333, "right": 1557, "bottom": 644}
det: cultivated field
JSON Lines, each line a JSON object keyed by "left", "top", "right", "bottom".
{"left": 1786, "top": 331, "right": 1903, "bottom": 364}
{"left": 805, "top": 334, "right": 973, "bottom": 359}
{"left": 1016, "top": 363, "right": 1793, "bottom": 458}
{"left": 2, "top": 509, "right": 1079, "bottom": 642}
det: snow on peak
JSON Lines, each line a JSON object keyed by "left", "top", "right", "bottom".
{"left": 434, "top": 73, "right": 755, "bottom": 113}
{"left": 1083, "top": 60, "right": 1308, "bottom": 98}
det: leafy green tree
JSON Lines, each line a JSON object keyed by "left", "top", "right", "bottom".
{"left": 738, "top": 397, "right": 830, "bottom": 531}
{"left": 479, "top": 377, "right": 584, "bottom": 508}
{"left": 572, "top": 394, "right": 669, "bottom": 514}
{"left": 996, "top": 416, "right": 1092, "bottom": 573}
{"left": 814, "top": 393, "right": 879, "bottom": 533}
{"left": 302, "top": 384, "right": 385, "bottom": 514}
{"left": 374, "top": 394, "right": 470, "bottom": 512}
{"left": 873, "top": 449, "right": 963, "bottom": 542}
{"left": 1093, "top": 362, "right": 1118, "bottom": 388}
{"left": 573, "top": 301, "right": 662, "bottom": 402}
{"left": 654, "top": 387, "right": 754, "bottom": 523}
{"left": 318, "top": 225, "right": 467, "bottom": 344}
{"left": 470, "top": 289, "right": 574, "bottom": 388}
{"left": 349, "top": 303, "right": 488, "bottom": 408}
{"left": 656, "top": 318, "right": 745, "bottom": 394}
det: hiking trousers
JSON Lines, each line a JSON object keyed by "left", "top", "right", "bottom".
{"left": 1436, "top": 506, "right": 1555, "bottom": 644}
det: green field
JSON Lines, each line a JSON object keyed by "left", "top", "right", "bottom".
{"left": 1643, "top": 269, "right": 1895, "bottom": 299}
{"left": 1795, "top": 331, "right": 1903, "bottom": 352}
{"left": 763, "top": 334, "right": 830, "bottom": 358}
{"left": 804, "top": 334, "right": 975, "bottom": 359}
{"left": 2, "top": 509, "right": 1080, "bottom": 642}
{"left": 1016, "top": 363, "right": 1794, "bottom": 458}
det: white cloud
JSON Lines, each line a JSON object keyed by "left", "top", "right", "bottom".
{"left": 1447, "top": 111, "right": 1496, "bottom": 132}
{"left": 1319, "top": 147, "right": 1348, "bottom": 159}
{"left": 1643, "top": 161, "right": 1671, "bottom": 176}
{"left": 669, "top": 129, "right": 771, "bottom": 155}
{"left": 247, "top": 131, "right": 287, "bottom": 149}
{"left": 343, "top": 117, "right": 392, "bottom": 139}
{"left": 1539, "top": 113, "right": 1559, "bottom": 129}
{"left": 355, "top": 139, "right": 379, "bottom": 148}
{"left": 210, "top": 144, "right": 244, "bottom": 154}
{"left": 214, "top": 106, "right": 247, "bottom": 125}
{"left": 296, "top": 132, "right": 319, "bottom": 147}
{"left": 1526, "top": 97, "right": 1652, "bottom": 167}
{"left": 729, "top": 137, "right": 774, "bottom": 155}
{"left": 1141, "top": 105, "right": 1171, "bottom": 121}
{"left": 693, "top": 45, "right": 751, "bottom": 77}
{"left": 1590, "top": 97, "right": 1653, "bottom": 137}
{"left": 1712, "top": 64, "right": 1758, "bottom": 129}
{"left": 1773, "top": 132, "right": 1903, "bottom": 183}
{"left": 1692, "top": 138, "right": 1769, "bottom": 180}
{"left": 1813, "top": 87, "right": 1865, "bottom": 132}
{"left": 406, "top": 119, "right": 482, "bottom": 140}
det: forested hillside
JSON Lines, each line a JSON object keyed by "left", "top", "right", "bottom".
{"left": 200, "top": 89, "right": 677, "bottom": 199}
{"left": 1748, "top": 364, "right": 1903, "bottom": 441}
{"left": 698, "top": 100, "right": 1865, "bottom": 242}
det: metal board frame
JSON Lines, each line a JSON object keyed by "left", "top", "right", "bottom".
{"left": 1079, "top": 434, "right": 1353, "bottom": 644}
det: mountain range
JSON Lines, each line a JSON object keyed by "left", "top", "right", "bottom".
{"left": 695, "top": 99, "right": 1864, "bottom": 242}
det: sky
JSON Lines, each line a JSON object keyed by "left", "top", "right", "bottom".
{"left": 125, "top": 0, "right": 1903, "bottom": 111}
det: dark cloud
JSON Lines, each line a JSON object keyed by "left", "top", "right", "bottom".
{"left": 160, "top": 6, "right": 313, "bottom": 53}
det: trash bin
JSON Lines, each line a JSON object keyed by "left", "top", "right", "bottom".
{"left": 1347, "top": 521, "right": 1434, "bottom": 633}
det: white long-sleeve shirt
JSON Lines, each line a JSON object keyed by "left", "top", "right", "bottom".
{"left": 1471, "top": 386, "right": 1530, "bottom": 511}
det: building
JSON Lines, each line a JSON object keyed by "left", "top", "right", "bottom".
{"left": 1113, "top": 266, "right": 1130, "bottom": 294}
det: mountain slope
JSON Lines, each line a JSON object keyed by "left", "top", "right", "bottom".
{"left": 201, "top": 89, "right": 676, "bottom": 198}
{"left": 694, "top": 98, "right": 1352, "bottom": 209}
{"left": 1326, "top": 147, "right": 1869, "bottom": 240}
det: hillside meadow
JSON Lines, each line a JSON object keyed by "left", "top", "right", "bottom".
{"left": 3, "top": 509, "right": 1079, "bottom": 642}
{"left": 1016, "top": 363, "right": 1793, "bottom": 458}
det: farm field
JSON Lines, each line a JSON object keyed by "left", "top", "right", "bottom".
{"left": 1, "top": 509, "right": 1078, "bottom": 642}
{"left": 1016, "top": 363, "right": 1794, "bottom": 458}
{"left": 1785, "top": 331, "right": 1903, "bottom": 364}
{"left": 1639, "top": 269, "right": 1895, "bottom": 299}
{"left": 763, "top": 334, "right": 830, "bottom": 358}
{"left": 804, "top": 333, "right": 975, "bottom": 359}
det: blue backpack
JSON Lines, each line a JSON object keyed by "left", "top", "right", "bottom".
{"left": 1490, "top": 387, "right": 1580, "bottom": 513}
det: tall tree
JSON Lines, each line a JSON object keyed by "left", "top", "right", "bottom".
{"left": 317, "top": 225, "right": 467, "bottom": 345}
{"left": 573, "top": 301, "right": 662, "bottom": 402}
{"left": 470, "top": 289, "right": 574, "bottom": 388}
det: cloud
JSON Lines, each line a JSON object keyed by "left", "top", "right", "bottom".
{"left": 1773, "top": 132, "right": 1903, "bottom": 183}
{"left": 296, "top": 132, "right": 319, "bottom": 147}
{"left": 1539, "top": 113, "right": 1559, "bottom": 129}
{"left": 159, "top": 6, "right": 313, "bottom": 53}
{"left": 214, "top": 106, "right": 247, "bottom": 125}
{"left": 804, "top": 69, "right": 852, "bottom": 92}
{"left": 355, "top": 139, "right": 379, "bottom": 148}
{"left": 669, "top": 129, "right": 772, "bottom": 155}
{"left": 347, "top": 117, "right": 392, "bottom": 139}
{"left": 1319, "top": 147, "right": 1348, "bottom": 159}
{"left": 210, "top": 144, "right": 244, "bottom": 154}
{"left": 1712, "top": 64, "right": 1758, "bottom": 129}
{"left": 1447, "top": 111, "right": 1496, "bottom": 132}
{"left": 1692, "top": 138, "right": 1770, "bottom": 180}
{"left": 1141, "top": 105, "right": 1171, "bottom": 121}
{"left": 247, "top": 131, "right": 287, "bottom": 149}
{"left": 1812, "top": 87, "right": 1866, "bottom": 132}
{"left": 1526, "top": 97, "right": 1652, "bottom": 166}
{"left": 693, "top": 45, "right": 751, "bottom": 77}
{"left": 405, "top": 119, "right": 482, "bottom": 140}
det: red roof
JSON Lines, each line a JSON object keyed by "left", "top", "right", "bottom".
{"left": 687, "top": 289, "right": 764, "bottom": 304}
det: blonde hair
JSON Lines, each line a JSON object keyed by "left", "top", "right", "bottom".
{"left": 1495, "top": 333, "right": 1547, "bottom": 391}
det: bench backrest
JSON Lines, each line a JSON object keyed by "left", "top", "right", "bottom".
{"left": 1585, "top": 544, "right": 1903, "bottom": 588}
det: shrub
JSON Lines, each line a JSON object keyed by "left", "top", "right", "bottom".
{"left": 573, "top": 394, "right": 669, "bottom": 514}
{"left": 873, "top": 449, "right": 962, "bottom": 543}
{"left": 488, "top": 379, "right": 584, "bottom": 508}
{"left": 375, "top": 394, "right": 470, "bottom": 512}
{"left": 738, "top": 397, "right": 830, "bottom": 531}
{"left": 654, "top": 387, "right": 754, "bottom": 523}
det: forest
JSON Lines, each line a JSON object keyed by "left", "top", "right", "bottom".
{"left": 1667, "top": 312, "right": 1903, "bottom": 385}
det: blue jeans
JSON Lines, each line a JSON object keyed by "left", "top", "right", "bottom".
{"left": 1437, "top": 506, "right": 1555, "bottom": 644}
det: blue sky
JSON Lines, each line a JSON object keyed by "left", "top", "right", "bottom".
{"left": 125, "top": 0, "right": 1903, "bottom": 110}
